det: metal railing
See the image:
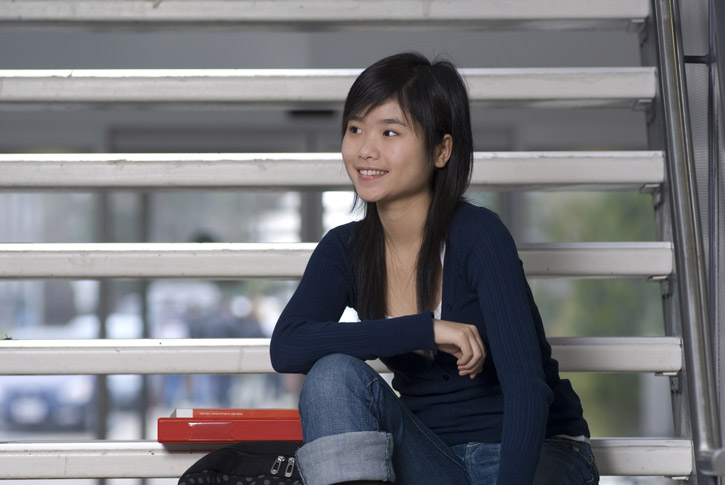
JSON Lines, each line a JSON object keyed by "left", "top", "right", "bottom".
{"left": 654, "top": 0, "right": 725, "bottom": 478}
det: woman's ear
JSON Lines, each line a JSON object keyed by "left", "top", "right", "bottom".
{"left": 434, "top": 134, "right": 453, "bottom": 168}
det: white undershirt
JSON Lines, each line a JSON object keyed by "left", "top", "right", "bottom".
{"left": 432, "top": 244, "right": 445, "bottom": 319}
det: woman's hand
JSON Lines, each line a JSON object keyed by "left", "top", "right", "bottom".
{"left": 433, "top": 319, "right": 486, "bottom": 379}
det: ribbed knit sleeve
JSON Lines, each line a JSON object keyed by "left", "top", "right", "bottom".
{"left": 270, "top": 225, "right": 436, "bottom": 374}
{"left": 464, "top": 209, "right": 554, "bottom": 484}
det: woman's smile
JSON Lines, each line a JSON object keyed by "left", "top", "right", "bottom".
{"left": 357, "top": 168, "right": 389, "bottom": 178}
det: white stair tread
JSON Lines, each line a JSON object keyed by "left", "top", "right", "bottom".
{"left": 0, "top": 337, "right": 682, "bottom": 375}
{"left": 0, "top": 0, "right": 650, "bottom": 31}
{"left": 0, "top": 242, "right": 673, "bottom": 279}
{"left": 0, "top": 151, "right": 664, "bottom": 191}
{"left": 0, "top": 438, "right": 691, "bottom": 478}
{"left": 0, "top": 68, "right": 657, "bottom": 109}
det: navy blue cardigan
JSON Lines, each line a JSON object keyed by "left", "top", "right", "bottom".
{"left": 271, "top": 202, "right": 590, "bottom": 484}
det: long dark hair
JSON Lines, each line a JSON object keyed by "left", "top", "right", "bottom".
{"left": 342, "top": 52, "right": 473, "bottom": 319}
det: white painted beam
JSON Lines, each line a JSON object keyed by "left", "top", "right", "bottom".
{"left": 0, "top": 438, "right": 691, "bottom": 478}
{"left": 0, "top": 151, "right": 665, "bottom": 191}
{"left": 0, "top": 337, "right": 682, "bottom": 375}
{"left": 546, "top": 337, "right": 682, "bottom": 373}
{"left": 0, "top": 243, "right": 315, "bottom": 279}
{"left": 517, "top": 242, "right": 673, "bottom": 278}
{"left": 0, "top": 68, "right": 657, "bottom": 109}
{"left": 0, "top": 0, "right": 650, "bottom": 31}
{"left": 0, "top": 242, "right": 673, "bottom": 279}
{"left": 592, "top": 439, "right": 693, "bottom": 477}
{"left": 0, "top": 338, "right": 276, "bottom": 375}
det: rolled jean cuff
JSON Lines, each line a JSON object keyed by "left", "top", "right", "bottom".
{"left": 296, "top": 431, "right": 395, "bottom": 485}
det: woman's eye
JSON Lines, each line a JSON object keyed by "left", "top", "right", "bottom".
{"left": 348, "top": 126, "right": 362, "bottom": 134}
{"left": 383, "top": 130, "right": 398, "bottom": 137}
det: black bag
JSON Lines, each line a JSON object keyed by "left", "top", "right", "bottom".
{"left": 178, "top": 440, "right": 303, "bottom": 485}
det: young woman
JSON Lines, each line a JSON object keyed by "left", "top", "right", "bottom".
{"left": 270, "top": 52, "right": 598, "bottom": 485}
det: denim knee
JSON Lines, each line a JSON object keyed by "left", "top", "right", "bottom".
{"left": 299, "top": 353, "right": 383, "bottom": 441}
{"left": 297, "top": 354, "right": 396, "bottom": 484}
{"left": 300, "top": 354, "right": 376, "bottom": 412}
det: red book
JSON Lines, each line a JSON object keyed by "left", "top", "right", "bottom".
{"left": 158, "top": 409, "right": 302, "bottom": 443}
{"left": 170, "top": 408, "right": 300, "bottom": 419}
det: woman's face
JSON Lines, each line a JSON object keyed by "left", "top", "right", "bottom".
{"left": 342, "top": 99, "right": 434, "bottom": 207}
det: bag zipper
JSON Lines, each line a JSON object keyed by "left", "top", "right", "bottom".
{"left": 284, "top": 457, "right": 296, "bottom": 478}
{"left": 270, "top": 455, "right": 285, "bottom": 475}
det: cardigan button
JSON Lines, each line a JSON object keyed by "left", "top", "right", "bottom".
{"left": 443, "top": 374, "right": 450, "bottom": 381}
{"left": 445, "top": 304, "right": 453, "bottom": 311}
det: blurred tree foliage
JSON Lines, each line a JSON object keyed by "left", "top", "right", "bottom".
{"left": 524, "top": 191, "right": 667, "bottom": 437}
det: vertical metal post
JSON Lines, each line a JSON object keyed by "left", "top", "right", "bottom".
{"left": 139, "top": 192, "right": 151, "bottom": 485}
{"left": 709, "top": 1, "right": 724, "bottom": 456}
{"left": 498, "top": 192, "right": 526, "bottom": 241}
{"left": 707, "top": 0, "right": 719, "bottom": 312}
{"left": 95, "top": 192, "right": 111, "bottom": 485}
{"left": 654, "top": 0, "right": 724, "bottom": 477}
{"left": 301, "top": 133, "right": 324, "bottom": 242}
{"left": 300, "top": 193, "right": 323, "bottom": 242}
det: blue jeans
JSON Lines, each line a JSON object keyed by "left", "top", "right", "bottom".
{"left": 295, "top": 354, "right": 599, "bottom": 485}
{"left": 449, "top": 438, "right": 599, "bottom": 484}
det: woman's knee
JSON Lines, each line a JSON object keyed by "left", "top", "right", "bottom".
{"left": 299, "top": 353, "right": 377, "bottom": 413}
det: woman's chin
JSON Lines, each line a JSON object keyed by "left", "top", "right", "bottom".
{"left": 354, "top": 191, "right": 382, "bottom": 204}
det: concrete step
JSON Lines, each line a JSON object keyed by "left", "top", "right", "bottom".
{"left": 0, "top": 151, "right": 664, "bottom": 191}
{"left": 0, "top": 0, "right": 650, "bottom": 32}
{"left": 0, "top": 67, "right": 657, "bottom": 110}
{"left": 0, "top": 336, "right": 682, "bottom": 375}
{"left": 0, "top": 242, "right": 673, "bottom": 279}
{"left": 0, "top": 438, "right": 692, "bottom": 478}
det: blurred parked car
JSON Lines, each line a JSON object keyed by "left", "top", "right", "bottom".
{"left": 0, "top": 281, "right": 225, "bottom": 431}
{"left": 0, "top": 313, "right": 143, "bottom": 431}
{"left": 0, "top": 324, "right": 96, "bottom": 432}
{"left": 0, "top": 374, "right": 95, "bottom": 432}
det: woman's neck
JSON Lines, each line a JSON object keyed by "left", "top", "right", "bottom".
{"left": 377, "top": 191, "right": 431, "bottom": 252}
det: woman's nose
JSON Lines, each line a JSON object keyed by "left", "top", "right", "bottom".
{"left": 358, "top": 135, "right": 378, "bottom": 159}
